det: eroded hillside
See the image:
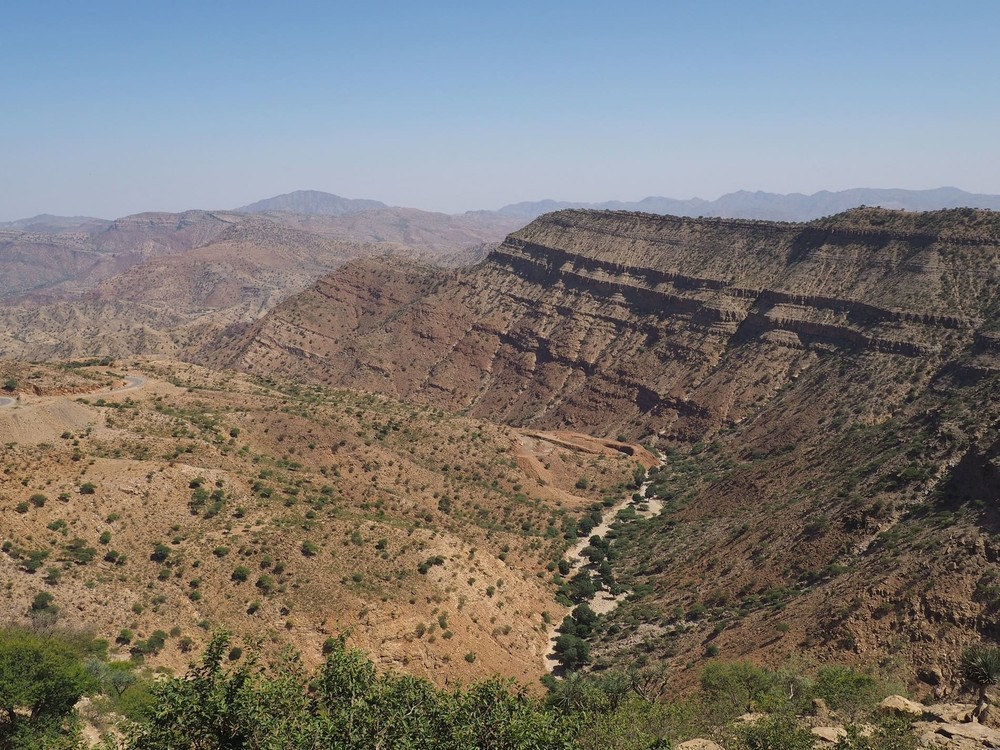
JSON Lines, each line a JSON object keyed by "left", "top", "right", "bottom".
{"left": 0, "top": 360, "right": 644, "bottom": 687}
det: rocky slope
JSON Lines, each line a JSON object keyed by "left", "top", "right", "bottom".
{"left": 0, "top": 211, "right": 257, "bottom": 299}
{"left": 211, "top": 207, "right": 1000, "bottom": 691}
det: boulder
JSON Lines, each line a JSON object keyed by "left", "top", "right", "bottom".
{"left": 811, "top": 726, "right": 847, "bottom": 744}
{"left": 924, "top": 703, "right": 975, "bottom": 724}
{"left": 934, "top": 721, "right": 1000, "bottom": 747}
{"left": 879, "top": 694, "right": 926, "bottom": 717}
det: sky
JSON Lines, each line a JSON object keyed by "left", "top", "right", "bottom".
{"left": 1, "top": 0, "right": 998, "bottom": 220}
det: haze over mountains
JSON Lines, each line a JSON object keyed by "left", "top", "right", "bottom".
{"left": 8, "top": 185, "right": 1000, "bottom": 230}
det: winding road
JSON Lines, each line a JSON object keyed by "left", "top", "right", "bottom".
{"left": 99, "top": 375, "right": 147, "bottom": 394}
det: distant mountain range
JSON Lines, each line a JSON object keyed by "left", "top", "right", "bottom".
{"left": 231, "top": 186, "right": 1000, "bottom": 223}
{"left": 6, "top": 187, "right": 1000, "bottom": 231}
{"left": 0, "top": 214, "right": 112, "bottom": 233}
{"left": 491, "top": 187, "right": 1000, "bottom": 222}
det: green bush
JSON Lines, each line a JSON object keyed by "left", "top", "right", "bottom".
{"left": 120, "top": 632, "right": 573, "bottom": 749}
{"left": 700, "top": 661, "right": 783, "bottom": 718}
{"left": 0, "top": 627, "right": 90, "bottom": 747}
{"left": 732, "top": 713, "right": 814, "bottom": 750}
{"left": 814, "top": 666, "right": 880, "bottom": 718}
{"left": 31, "top": 591, "right": 56, "bottom": 612}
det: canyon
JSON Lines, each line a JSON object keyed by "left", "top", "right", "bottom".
{"left": 3, "top": 202, "right": 1000, "bottom": 708}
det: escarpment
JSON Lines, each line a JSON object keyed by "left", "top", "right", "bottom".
{"left": 213, "top": 208, "right": 1000, "bottom": 441}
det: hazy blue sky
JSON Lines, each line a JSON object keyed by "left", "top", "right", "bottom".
{"left": 2, "top": 0, "right": 997, "bottom": 220}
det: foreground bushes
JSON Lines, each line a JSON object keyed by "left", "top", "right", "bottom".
{"left": 120, "top": 632, "right": 575, "bottom": 749}
{"left": 0, "top": 621, "right": 921, "bottom": 750}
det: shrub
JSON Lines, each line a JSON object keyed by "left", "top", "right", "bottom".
{"left": 231, "top": 566, "right": 250, "bottom": 583}
{"left": 701, "top": 662, "right": 782, "bottom": 717}
{"left": 63, "top": 538, "right": 97, "bottom": 565}
{"left": 118, "top": 632, "right": 574, "bottom": 748}
{"left": 814, "top": 666, "right": 879, "bottom": 718}
{"left": 0, "top": 627, "right": 89, "bottom": 745}
{"left": 732, "top": 713, "right": 813, "bottom": 750}
{"left": 31, "top": 591, "right": 56, "bottom": 612}
{"left": 417, "top": 556, "right": 445, "bottom": 575}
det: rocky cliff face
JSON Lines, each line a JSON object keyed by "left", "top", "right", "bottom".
{"left": 217, "top": 208, "right": 1000, "bottom": 441}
